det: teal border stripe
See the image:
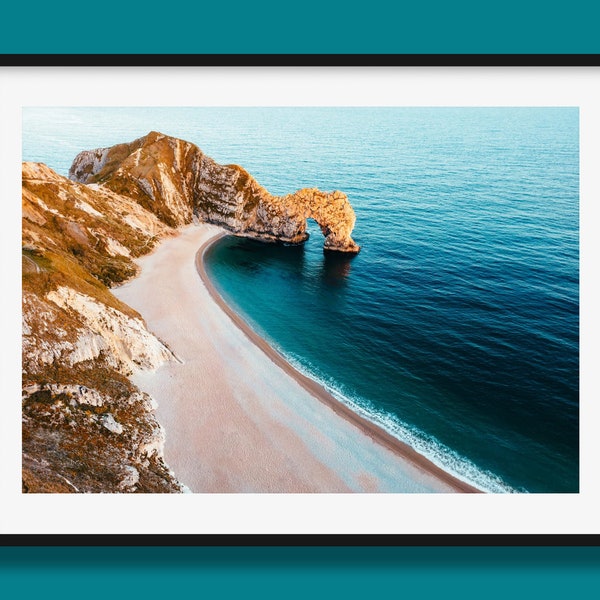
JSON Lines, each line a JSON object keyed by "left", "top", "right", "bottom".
{"left": 2, "top": 547, "right": 600, "bottom": 598}
{"left": 1, "top": 1, "right": 600, "bottom": 54}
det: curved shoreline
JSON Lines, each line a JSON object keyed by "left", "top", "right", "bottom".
{"left": 196, "top": 233, "right": 482, "bottom": 494}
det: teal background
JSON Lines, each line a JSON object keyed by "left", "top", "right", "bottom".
{"left": 3, "top": 0, "right": 599, "bottom": 596}
{"left": 0, "top": 0, "right": 599, "bottom": 54}
{"left": 1, "top": 546, "right": 600, "bottom": 597}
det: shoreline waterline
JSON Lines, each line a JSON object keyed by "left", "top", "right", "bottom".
{"left": 197, "top": 232, "right": 482, "bottom": 494}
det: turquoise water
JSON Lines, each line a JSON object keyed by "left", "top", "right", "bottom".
{"left": 23, "top": 107, "right": 579, "bottom": 493}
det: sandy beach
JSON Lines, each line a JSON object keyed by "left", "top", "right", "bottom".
{"left": 114, "top": 224, "right": 480, "bottom": 493}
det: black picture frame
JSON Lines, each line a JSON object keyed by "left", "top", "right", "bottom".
{"left": 6, "top": 53, "right": 597, "bottom": 546}
{"left": 1, "top": 54, "right": 600, "bottom": 67}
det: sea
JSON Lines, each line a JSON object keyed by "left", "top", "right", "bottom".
{"left": 22, "top": 106, "right": 579, "bottom": 493}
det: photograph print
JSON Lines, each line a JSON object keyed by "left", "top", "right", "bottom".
{"left": 21, "top": 106, "right": 579, "bottom": 496}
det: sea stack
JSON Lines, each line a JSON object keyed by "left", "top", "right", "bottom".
{"left": 69, "top": 131, "right": 360, "bottom": 253}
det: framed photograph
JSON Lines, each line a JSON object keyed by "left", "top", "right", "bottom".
{"left": 2, "top": 56, "right": 598, "bottom": 544}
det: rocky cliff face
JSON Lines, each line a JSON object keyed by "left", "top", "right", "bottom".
{"left": 69, "top": 131, "right": 360, "bottom": 253}
{"left": 22, "top": 161, "right": 185, "bottom": 493}
{"left": 23, "top": 131, "right": 360, "bottom": 493}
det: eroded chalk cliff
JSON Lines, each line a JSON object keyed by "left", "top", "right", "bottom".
{"left": 22, "top": 161, "right": 184, "bottom": 493}
{"left": 23, "top": 131, "right": 361, "bottom": 493}
{"left": 69, "top": 131, "right": 360, "bottom": 253}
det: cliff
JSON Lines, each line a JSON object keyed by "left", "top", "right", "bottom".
{"left": 69, "top": 131, "right": 360, "bottom": 253}
{"left": 23, "top": 132, "right": 361, "bottom": 493}
{"left": 22, "top": 161, "right": 184, "bottom": 493}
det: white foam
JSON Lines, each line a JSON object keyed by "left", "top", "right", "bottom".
{"left": 205, "top": 246, "right": 520, "bottom": 494}
{"left": 277, "top": 347, "right": 521, "bottom": 494}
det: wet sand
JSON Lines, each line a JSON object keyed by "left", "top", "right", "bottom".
{"left": 114, "top": 224, "right": 481, "bottom": 493}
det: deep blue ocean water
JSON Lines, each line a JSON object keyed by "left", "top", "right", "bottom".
{"left": 22, "top": 107, "right": 579, "bottom": 493}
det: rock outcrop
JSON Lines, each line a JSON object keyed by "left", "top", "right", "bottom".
{"left": 22, "top": 132, "right": 361, "bottom": 493}
{"left": 22, "top": 161, "right": 184, "bottom": 493}
{"left": 69, "top": 131, "right": 360, "bottom": 253}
